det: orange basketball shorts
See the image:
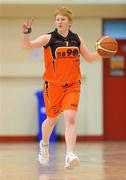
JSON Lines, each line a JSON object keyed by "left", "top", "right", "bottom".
{"left": 43, "top": 80, "right": 81, "bottom": 118}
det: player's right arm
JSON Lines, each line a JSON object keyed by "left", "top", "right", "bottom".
{"left": 22, "top": 18, "right": 51, "bottom": 49}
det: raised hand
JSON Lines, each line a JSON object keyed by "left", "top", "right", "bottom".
{"left": 22, "top": 17, "right": 34, "bottom": 34}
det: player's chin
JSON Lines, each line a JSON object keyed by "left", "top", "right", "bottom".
{"left": 57, "top": 26, "right": 63, "bottom": 30}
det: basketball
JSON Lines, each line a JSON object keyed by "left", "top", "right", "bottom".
{"left": 96, "top": 36, "right": 118, "bottom": 58}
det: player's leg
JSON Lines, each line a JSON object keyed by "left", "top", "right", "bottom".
{"left": 64, "top": 110, "right": 77, "bottom": 153}
{"left": 38, "top": 82, "right": 62, "bottom": 165}
{"left": 63, "top": 110, "right": 80, "bottom": 169}
{"left": 38, "top": 117, "right": 57, "bottom": 165}
{"left": 42, "top": 117, "right": 57, "bottom": 144}
{"left": 62, "top": 81, "right": 81, "bottom": 169}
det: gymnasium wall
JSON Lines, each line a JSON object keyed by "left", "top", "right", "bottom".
{"left": 0, "top": 3, "right": 126, "bottom": 139}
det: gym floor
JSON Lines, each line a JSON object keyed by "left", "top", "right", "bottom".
{"left": 0, "top": 142, "right": 126, "bottom": 180}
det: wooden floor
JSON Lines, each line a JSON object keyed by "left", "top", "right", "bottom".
{"left": 0, "top": 142, "right": 126, "bottom": 180}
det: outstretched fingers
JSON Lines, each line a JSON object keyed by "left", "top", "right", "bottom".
{"left": 22, "top": 17, "right": 34, "bottom": 34}
{"left": 26, "top": 17, "right": 34, "bottom": 27}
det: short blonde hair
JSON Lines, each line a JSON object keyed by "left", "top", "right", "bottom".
{"left": 54, "top": 7, "right": 73, "bottom": 23}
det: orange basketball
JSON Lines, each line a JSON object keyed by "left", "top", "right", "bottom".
{"left": 96, "top": 36, "right": 118, "bottom": 58}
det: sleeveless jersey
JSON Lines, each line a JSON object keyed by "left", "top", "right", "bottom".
{"left": 42, "top": 29, "right": 81, "bottom": 83}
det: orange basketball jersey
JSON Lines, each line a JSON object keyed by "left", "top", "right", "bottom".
{"left": 42, "top": 29, "right": 81, "bottom": 83}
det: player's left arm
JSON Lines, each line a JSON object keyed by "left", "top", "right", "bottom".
{"left": 79, "top": 36, "right": 101, "bottom": 63}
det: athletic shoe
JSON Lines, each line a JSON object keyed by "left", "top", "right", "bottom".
{"left": 38, "top": 140, "right": 49, "bottom": 166}
{"left": 64, "top": 152, "right": 80, "bottom": 169}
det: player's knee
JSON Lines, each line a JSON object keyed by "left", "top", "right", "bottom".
{"left": 69, "top": 118, "right": 76, "bottom": 125}
{"left": 67, "top": 115, "right": 76, "bottom": 125}
{"left": 64, "top": 111, "right": 76, "bottom": 125}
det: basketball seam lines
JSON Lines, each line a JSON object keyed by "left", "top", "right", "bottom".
{"left": 96, "top": 43, "right": 117, "bottom": 53}
{"left": 98, "top": 36, "right": 110, "bottom": 43}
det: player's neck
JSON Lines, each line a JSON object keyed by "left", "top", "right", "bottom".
{"left": 57, "top": 29, "right": 69, "bottom": 38}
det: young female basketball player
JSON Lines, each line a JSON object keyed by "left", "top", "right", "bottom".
{"left": 22, "top": 7, "right": 101, "bottom": 169}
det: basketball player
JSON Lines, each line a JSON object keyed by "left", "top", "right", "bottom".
{"left": 22, "top": 7, "right": 101, "bottom": 169}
